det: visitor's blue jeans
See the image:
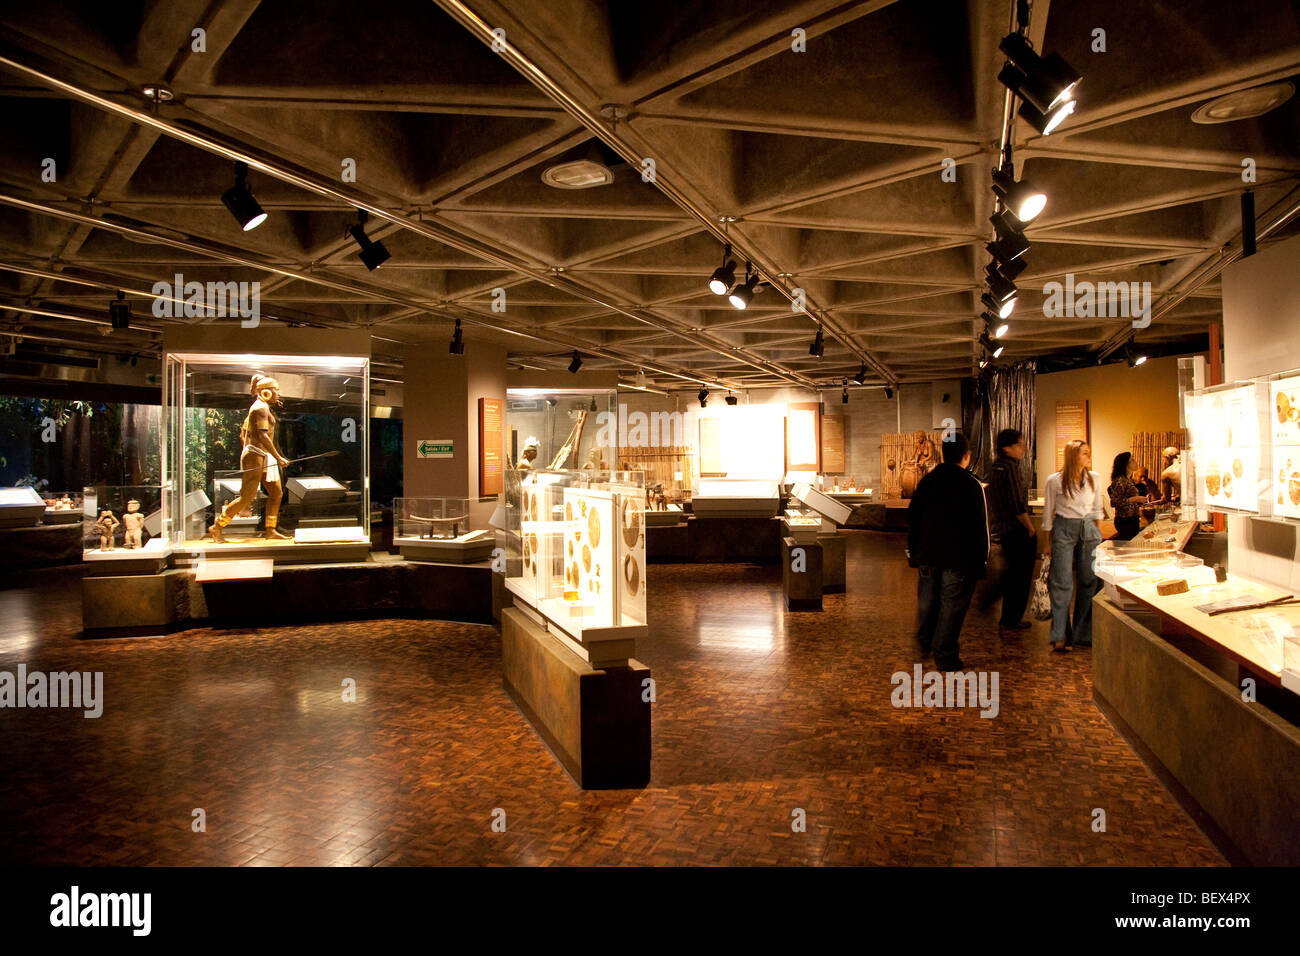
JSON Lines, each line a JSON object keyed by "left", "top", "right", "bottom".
{"left": 1048, "top": 517, "right": 1102, "bottom": 646}
{"left": 915, "top": 566, "right": 976, "bottom": 668}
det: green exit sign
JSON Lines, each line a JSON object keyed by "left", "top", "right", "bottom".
{"left": 418, "top": 439, "right": 453, "bottom": 459}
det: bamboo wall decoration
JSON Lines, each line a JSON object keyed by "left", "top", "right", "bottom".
{"left": 617, "top": 445, "right": 695, "bottom": 499}
{"left": 879, "top": 429, "right": 946, "bottom": 499}
{"left": 1131, "top": 430, "right": 1186, "bottom": 486}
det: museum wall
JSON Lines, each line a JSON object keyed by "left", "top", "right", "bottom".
{"left": 1223, "top": 233, "right": 1300, "bottom": 592}
{"left": 403, "top": 342, "right": 507, "bottom": 528}
{"left": 611, "top": 383, "right": 932, "bottom": 489}
{"left": 1034, "top": 356, "right": 1184, "bottom": 490}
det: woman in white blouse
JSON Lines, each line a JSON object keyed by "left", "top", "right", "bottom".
{"left": 1041, "top": 440, "right": 1104, "bottom": 652}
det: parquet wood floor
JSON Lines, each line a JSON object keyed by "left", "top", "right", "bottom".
{"left": 0, "top": 533, "right": 1224, "bottom": 865}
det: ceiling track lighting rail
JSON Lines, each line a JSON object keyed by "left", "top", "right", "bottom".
{"left": 425, "top": 1, "right": 894, "bottom": 389}
{"left": 0, "top": 192, "right": 731, "bottom": 391}
{"left": 0, "top": 54, "right": 801, "bottom": 391}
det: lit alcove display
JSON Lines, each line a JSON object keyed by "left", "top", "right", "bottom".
{"left": 163, "top": 351, "right": 370, "bottom": 550}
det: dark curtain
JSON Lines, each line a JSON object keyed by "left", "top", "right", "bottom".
{"left": 978, "top": 361, "right": 1037, "bottom": 487}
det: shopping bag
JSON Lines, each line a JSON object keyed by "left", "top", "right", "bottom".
{"left": 1029, "top": 553, "right": 1052, "bottom": 620}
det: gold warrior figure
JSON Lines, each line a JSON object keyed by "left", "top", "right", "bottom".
{"left": 207, "top": 373, "right": 291, "bottom": 542}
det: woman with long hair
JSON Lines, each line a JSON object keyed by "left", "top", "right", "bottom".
{"left": 1108, "top": 452, "right": 1146, "bottom": 541}
{"left": 1041, "top": 440, "right": 1104, "bottom": 652}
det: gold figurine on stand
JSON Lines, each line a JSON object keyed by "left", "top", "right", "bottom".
{"left": 207, "top": 372, "right": 291, "bottom": 543}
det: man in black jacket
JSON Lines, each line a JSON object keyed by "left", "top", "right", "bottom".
{"left": 907, "top": 432, "right": 989, "bottom": 671}
{"left": 983, "top": 428, "right": 1036, "bottom": 630}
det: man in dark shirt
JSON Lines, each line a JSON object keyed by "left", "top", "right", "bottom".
{"left": 983, "top": 428, "right": 1037, "bottom": 630}
{"left": 908, "top": 432, "right": 990, "bottom": 671}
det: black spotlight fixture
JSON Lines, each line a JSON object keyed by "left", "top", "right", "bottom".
{"left": 982, "top": 312, "right": 1010, "bottom": 339}
{"left": 987, "top": 254, "right": 1028, "bottom": 283}
{"left": 567, "top": 350, "right": 582, "bottom": 373}
{"left": 348, "top": 210, "right": 391, "bottom": 271}
{"left": 448, "top": 318, "right": 464, "bottom": 355}
{"left": 1124, "top": 340, "right": 1148, "bottom": 367}
{"left": 590, "top": 396, "right": 599, "bottom": 412}
{"left": 709, "top": 243, "right": 737, "bottom": 295}
{"left": 986, "top": 226, "right": 1031, "bottom": 265}
{"left": 1018, "top": 96, "right": 1077, "bottom": 136}
{"left": 108, "top": 290, "right": 130, "bottom": 330}
{"left": 221, "top": 161, "right": 267, "bottom": 232}
{"left": 991, "top": 168, "right": 1046, "bottom": 224}
{"left": 853, "top": 363, "right": 868, "bottom": 385}
{"left": 999, "top": 33, "right": 1081, "bottom": 115}
{"left": 841, "top": 378, "right": 849, "bottom": 404}
{"left": 979, "top": 331, "right": 1005, "bottom": 359}
{"left": 728, "top": 261, "right": 758, "bottom": 309}
{"left": 809, "top": 327, "right": 825, "bottom": 359}
{"left": 725, "top": 392, "right": 738, "bottom": 406}
{"left": 984, "top": 264, "right": 1018, "bottom": 304}
{"left": 981, "top": 291, "right": 1016, "bottom": 320}
{"left": 698, "top": 387, "right": 709, "bottom": 408}
{"left": 884, "top": 385, "right": 894, "bottom": 399}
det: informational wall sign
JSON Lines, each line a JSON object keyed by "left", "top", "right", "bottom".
{"left": 1269, "top": 374, "right": 1300, "bottom": 518}
{"left": 417, "top": 439, "right": 453, "bottom": 459}
{"left": 1054, "top": 400, "right": 1090, "bottom": 471}
{"left": 787, "top": 402, "right": 822, "bottom": 472}
{"left": 479, "top": 398, "right": 503, "bottom": 496}
{"left": 698, "top": 417, "right": 722, "bottom": 475}
{"left": 821, "top": 414, "right": 845, "bottom": 473}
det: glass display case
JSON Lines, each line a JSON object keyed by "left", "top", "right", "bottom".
{"left": 394, "top": 497, "right": 494, "bottom": 563}
{"left": 783, "top": 480, "right": 854, "bottom": 543}
{"left": 1183, "top": 379, "right": 1269, "bottom": 517}
{"left": 691, "top": 477, "right": 780, "bottom": 518}
{"left": 163, "top": 351, "right": 370, "bottom": 553}
{"left": 506, "top": 469, "right": 647, "bottom": 667}
{"left": 81, "top": 484, "right": 171, "bottom": 573}
{"left": 1284, "top": 630, "right": 1300, "bottom": 695}
{"left": 504, "top": 388, "right": 616, "bottom": 474}
{"left": 0, "top": 486, "right": 46, "bottom": 529}
{"left": 39, "top": 491, "right": 84, "bottom": 525}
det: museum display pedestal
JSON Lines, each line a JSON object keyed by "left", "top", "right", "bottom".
{"left": 501, "top": 607, "right": 650, "bottom": 789}
{"left": 0, "top": 524, "right": 82, "bottom": 571}
{"left": 818, "top": 532, "right": 846, "bottom": 593}
{"left": 82, "top": 557, "right": 494, "bottom": 637}
{"left": 781, "top": 536, "right": 823, "bottom": 611}
{"left": 1094, "top": 597, "right": 1300, "bottom": 865}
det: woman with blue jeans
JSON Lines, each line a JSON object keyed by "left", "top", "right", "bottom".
{"left": 1041, "top": 440, "right": 1104, "bottom": 652}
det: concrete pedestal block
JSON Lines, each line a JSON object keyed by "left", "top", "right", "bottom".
{"left": 1094, "top": 597, "right": 1300, "bottom": 865}
{"left": 817, "top": 532, "right": 846, "bottom": 593}
{"left": 646, "top": 521, "right": 691, "bottom": 563}
{"left": 501, "top": 608, "right": 650, "bottom": 789}
{"left": 688, "top": 516, "right": 782, "bottom": 563}
{"left": 83, "top": 570, "right": 190, "bottom": 637}
{"left": 82, "top": 561, "right": 495, "bottom": 636}
{"left": 781, "top": 537, "right": 823, "bottom": 611}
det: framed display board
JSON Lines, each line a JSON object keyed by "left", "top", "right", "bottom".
{"left": 1269, "top": 373, "right": 1300, "bottom": 519}
{"left": 786, "top": 402, "right": 822, "bottom": 472}
{"left": 479, "top": 397, "right": 503, "bottom": 497}
{"left": 698, "top": 417, "right": 722, "bottom": 475}
{"left": 1054, "top": 400, "right": 1090, "bottom": 470}
{"left": 821, "top": 414, "right": 846, "bottom": 473}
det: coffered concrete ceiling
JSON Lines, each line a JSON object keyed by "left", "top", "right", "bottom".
{"left": 1, "top": 0, "right": 1298, "bottom": 391}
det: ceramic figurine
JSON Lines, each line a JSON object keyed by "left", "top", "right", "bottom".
{"left": 208, "top": 372, "right": 291, "bottom": 542}
{"left": 122, "top": 499, "right": 145, "bottom": 549}
{"left": 516, "top": 443, "right": 538, "bottom": 472}
{"left": 94, "top": 509, "right": 120, "bottom": 551}
{"left": 1159, "top": 445, "right": 1182, "bottom": 505}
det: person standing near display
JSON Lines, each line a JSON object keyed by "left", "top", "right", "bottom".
{"left": 907, "top": 433, "right": 990, "bottom": 671}
{"left": 984, "top": 428, "right": 1036, "bottom": 631}
{"left": 1042, "top": 440, "right": 1104, "bottom": 651}
{"left": 1108, "top": 452, "right": 1146, "bottom": 541}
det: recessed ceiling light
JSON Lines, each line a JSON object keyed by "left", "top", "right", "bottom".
{"left": 1191, "top": 82, "right": 1295, "bottom": 124}
{"left": 542, "top": 145, "right": 616, "bottom": 189}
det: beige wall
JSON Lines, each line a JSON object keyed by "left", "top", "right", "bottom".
{"left": 403, "top": 342, "right": 506, "bottom": 528}
{"left": 1034, "top": 356, "right": 1184, "bottom": 489}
